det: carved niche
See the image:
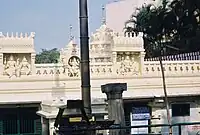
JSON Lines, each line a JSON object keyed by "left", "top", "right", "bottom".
{"left": 116, "top": 53, "right": 140, "bottom": 75}
{"left": 3, "top": 53, "right": 31, "bottom": 78}
{"left": 67, "top": 56, "right": 80, "bottom": 77}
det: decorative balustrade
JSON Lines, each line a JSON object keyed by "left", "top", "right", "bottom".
{"left": 0, "top": 32, "right": 35, "bottom": 54}
{"left": 144, "top": 60, "right": 200, "bottom": 77}
{"left": 0, "top": 32, "right": 35, "bottom": 46}
{"left": 35, "top": 64, "right": 64, "bottom": 75}
{"left": 145, "top": 51, "right": 200, "bottom": 61}
{"left": 35, "top": 63, "right": 123, "bottom": 78}
{"left": 0, "top": 32, "right": 35, "bottom": 38}
{"left": 35, "top": 60, "right": 200, "bottom": 78}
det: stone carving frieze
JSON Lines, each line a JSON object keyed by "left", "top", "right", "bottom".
{"left": 67, "top": 56, "right": 80, "bottom": 77}
{"left": 64, "top": 56, "right": 80, "bottom": 77}
{"left": 116, "top": 54, "right": 140, "bottom": 75}
{"left": 4, "top": 55, "right": 31, "bottom": 78}
{"left": 90, "top": 25, "right": 114, "bottom": 43}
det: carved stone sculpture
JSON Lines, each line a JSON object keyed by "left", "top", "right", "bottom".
{"left": 117, "top": 56, "right": 126, "bottom": 75}
{"left": 68, "top": 56, "right": 80, "bottom": 77}
{"left": 124, "top": 55, "right": 132, "bottom": 72}
{"left": 20, "top": 56, "right": 31, "bottom": 75}
{"left": 30, "top": 32, "right": 35, "bottom": 38}
{"left": 4, "top": 55, "right": 31, "bottom": 78}
{"left": 131, "top": 57, "right": 139, "bottom": 74}
{"left": 117, "top": 54, "right": 140, "bottom": 75}
{"left": 4, "top": 55, "right": 17, "bottom": 78}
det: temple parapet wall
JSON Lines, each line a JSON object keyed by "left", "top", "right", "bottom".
{"left": 1, "top": 26, "right": 200, "bottom": 80}
{"left": 34, "top": 60, "right": 200, "bottom": 78}
{"left": 143, "top": 60, "right": 200, "bottom": 77}
{"left": 0, "top": 32, "right": 35, "bottom": 53}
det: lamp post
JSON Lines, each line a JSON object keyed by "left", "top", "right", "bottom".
{"left": 79, "top": 0, "right": 92, "bottom": 118}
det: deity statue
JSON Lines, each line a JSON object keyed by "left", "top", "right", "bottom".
{"left": 20, "top": 56, "right": 31, "bottom": 75}
{"left": 118, "top": 56, "right": 126, "bottom": 75}
{"left": 117, "top": 55, "right": 140, "bottom": 75}
{"left": 131, "top": 57, "right": 139, "bottom": 74}
{"left": 4, "top": 55, "right": 17, "bottom": 78}
{"left": 124, "top": 55, "right": 132, "bottom": 72}
{"left": 118, "top": 55, "right": 131, "bottom": 74}
{"left": 68, "top": 56, "right": 80, "bottom": 77}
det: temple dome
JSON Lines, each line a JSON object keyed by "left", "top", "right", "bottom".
{"left": 89, "top": 24, "right": 114, "bottom": 63}
{"left": 90, "top": 24, "right": 114, "bottom": 45}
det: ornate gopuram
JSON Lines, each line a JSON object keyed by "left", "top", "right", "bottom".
{"left": 0, "top": 32, "right": 36, "bottom": 78}
{"left": 0, "top": 24, "right": 200, "bottom": 134}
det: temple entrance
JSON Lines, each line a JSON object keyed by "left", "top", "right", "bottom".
{"left": 0, "top": 107, "right": 41, "bottom": 135}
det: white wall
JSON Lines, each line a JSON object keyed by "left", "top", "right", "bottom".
{"left": 1, "top": 75, "right": 200, "bottom": 104}
{"left": 151, "top": 101, "right": 200, "bottom": 134}
{"left": 106, "top": 0, "right": 156, "bottom": 33}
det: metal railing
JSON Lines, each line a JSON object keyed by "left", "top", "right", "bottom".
{"left": 57, "top": 122, "right": 200, "bottom": 135}
{"left": 145, "top": 51, "right": 200, "bottom": 61}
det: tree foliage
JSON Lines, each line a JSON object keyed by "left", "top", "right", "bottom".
{"left": 125, "top": 0, "right": 200, "bottom": 58}
{"left": 35, "top": 48, "right": 60, "bottom": 64}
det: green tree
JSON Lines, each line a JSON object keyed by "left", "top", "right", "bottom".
{"left": 170, "top": 0, "right": 200, "bottom": 52}
{"left": 35, "top": 48, "right": 60, "bottom": 64}
{"left": 125, "top": 4, "right": 170, "bottom": 57}
{"left": 125, "top": 0, "right": 200, "bottom": 58}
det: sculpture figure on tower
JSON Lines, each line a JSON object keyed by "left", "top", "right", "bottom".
{"left": 131, "top": 56, "right": 139, "bottom": 74}
{"left": 68, "top": 56, "right": 80, "bottom": 77}
{"left": 118, "top": 55, "right": 131, "bottom": 75}
{"left": 124, "top": 55, "right": 132, "bottom": 72}
{"left": 4, "top": 55, "right": 17, "bottom": 78}
{"left": 118, "top": 56, "right": 126, "bottom": 75}
{"left": 117, "top": 54, "right": 139, "bottom": 75}
{"left": 20, "top": 56, "right": 31, "bottom": 75}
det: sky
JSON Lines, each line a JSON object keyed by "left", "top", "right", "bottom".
{"left": 0, "top": 0, "right": 119, "bottom": 53}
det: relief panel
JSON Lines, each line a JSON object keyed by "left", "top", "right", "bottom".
{"left": 3, "top": 53, "right": 31, "bottom": 78}
{"left": 116, "top": 52, "right": 140, "bottom": 75}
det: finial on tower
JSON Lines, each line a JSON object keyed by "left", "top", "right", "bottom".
{"left": 101, "top": 5, "right": 106, "bottom": 25}
{"left": 69, "top": 24, "right": 74, "bottom": 41}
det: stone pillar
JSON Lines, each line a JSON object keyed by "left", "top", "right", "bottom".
{"left": 37, "top": 99, "right": 66, "bottom": 135}
{"left": 112, "top": 52, "right": 117, "bottom": 63}
{"left": 31, "top": 53, "right": 36, "bottom": 74}
{"left": 101, "top": 83, "right": 127, "bottom": 135}
{"left": 140, "top": 51, "right": 146, "bottom": 74}
{"left": 49, "top": 119, "right": 56, "bottom": 135}
{"left": 0, "top": 53, "right": 3, "bottom": 75}
{"left": 41, "top": 117, "right": 49, "bottom": 135}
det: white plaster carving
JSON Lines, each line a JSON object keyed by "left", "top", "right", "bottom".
{"left": 68, "top": 56, "right": 80, "bottom": 77}
{"left": 0, "top": 26, "right": 199, "bottom": 81}
{"left": 20, "top": 56, "right": 31, "bottom": 75}
{"left": 131, "top": 56, "right": 140, "bottom": 74}
{"left": 3, "top": 55, "right": 31, "bottom": 78}
{"left": 30, "top": 32, "right": 35, "bottom": 38}
{"left": 4, "top": 55, "right": 17, "bottom": 78}
{"left": 116, "top": 54, "right": 140, "bottom": 75}
{"left": 29, "top": 23, "right": 200, "bottom": 79}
